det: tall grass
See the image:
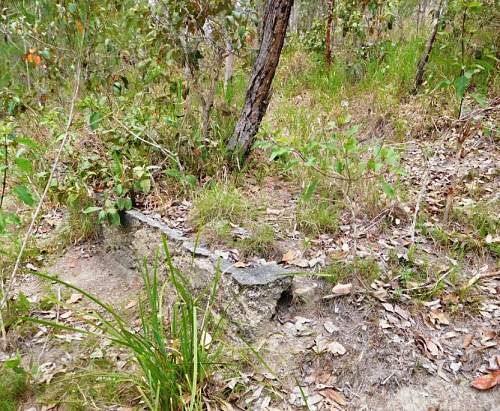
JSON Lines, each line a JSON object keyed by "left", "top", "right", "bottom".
{"left": 25, "top": 237, "right": 222, "bottom": 410}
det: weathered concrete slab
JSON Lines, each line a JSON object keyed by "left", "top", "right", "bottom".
{"left": 102, "top": 209, "right": 293, "bottom": 336}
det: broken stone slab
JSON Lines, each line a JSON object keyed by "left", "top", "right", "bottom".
{"left": 102, "top": 209, "right": 294, "bottom": 336}
{"left": 120, "top": 209, "right": 292, "bottom": 286}
{"left": 219, "top": 260, "right": 289, "bottom": 286}
{"left": 182, "top": 240, "right": 212, "bottom": 257}
{"left": 124, "top": 209, "right": 185, "bottom": 242}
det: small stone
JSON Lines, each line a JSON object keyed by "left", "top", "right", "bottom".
{"left": 450, "top": 362, "right": 461, "bottom": 373}
{"left": 292, "top": 276, "right": 319, "bottom": 302}
{"left": 324, "top": 321, "right": 339, "bottom": 334}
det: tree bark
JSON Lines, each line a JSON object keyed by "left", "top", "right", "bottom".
{"left": 414, "top": 0, "right": 445, "bottom": 90}
{"left": 224, "top": 37, "right": 234, "bottom": 92}
{"left": 289, "top": 0, "right": 299, "bottom": 33}
{"left": 227, "top": 0, "right": 294, "bottom": 159}
{"left": 325, "top": 0, "right": 335, "bottom": 65}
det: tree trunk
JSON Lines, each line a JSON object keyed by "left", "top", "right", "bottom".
{"left": 414, "top": 0, "right": 445, "bottom": 91}
{"left": 416, "top": 1, "right": 422, "bottom": 36}
{"left": 227, "top": 0, "right": 294, "bottom": 159}
{"left": 290, "top": 1, "right": 299, "bottom": 33}
{"left": 224, "top": 37, "right": 234, "bottom": 92}
{"left": 325, "top": 0, "right": 334, "bottom": 65}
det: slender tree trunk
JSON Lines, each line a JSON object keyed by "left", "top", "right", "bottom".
{"left": 325, "top": 0, "right": 334, "bottom": 65}
{"left": 290, "top": 1, "right": 299, "bottom": 33}
{"left": 224, "top": 37, "right": 234, "bottom": 92}
{"left": 227, "top": 0, "right": 294, "bottom": 159}
{"left": 457, "top": 8, "right": 467, "bottom": 119}
{"left": 416, "top": 1, "right": 422, "bottom": 36}
{"left": 414, "top": 0, "right": 445, "bottom": 91}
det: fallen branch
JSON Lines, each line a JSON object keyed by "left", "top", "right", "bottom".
{"left": 465, "top": 270, "right": 499, "bottom": 289}
{"left": 402, "top": 269, "right": 453, "bottom": 293}
{"left": 410, "top": 168, "right": 430, "bottom": 243}
{"left": 114, "top": 117, "right": 183, "bottom": 171}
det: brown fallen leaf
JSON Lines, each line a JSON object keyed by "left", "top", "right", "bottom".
{"left": 416, "top": 334, "right": 443, "bottom": 359}
{"left": 281, "top": 249, "right": 309, "bottom": 268}
{"left": 480, "top": 329, "right": 497, "bottom": 343}
{"left": 319, "top": 388, "right": 347, "bottom": 406}
{"left": 324, "top": 283, "right": 352, "bottom": 298}
{"left": 266, "top": 208, "right": 281, "bottom": 215}
{"left": 429, "top": 309, "right": 450, "bottom": 327}
{"left": 234, "top": 261, "right": 250, "bottom": 268}
{"left": 382, "top": 303, "right": 394, "bottom": 312}
{"left": 59, "top": 311, "right": 73, "bottom": 320}
{"left": 470, "top": 370, "right": 500, "bottom": 391}
{"left": 282, "top": 249, "right": 301, "bottom": 264}
{"left": 66, "top": 293, "right": 82, "bottom": 304}
{"left": 463, "top": 334, "right": 473, "bottom": 348}
{"left": 125, "top": 300, "right": 137, "bottom": 309}
{"left": 327, "top": 341, "right": 347, "bottom": 356}
{"left": 394, "top": 305, "right": 411, "bottom": 320}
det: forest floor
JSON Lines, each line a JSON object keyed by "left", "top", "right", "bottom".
{"left": 7, "top": 91, "right": 499, "bottom": 410}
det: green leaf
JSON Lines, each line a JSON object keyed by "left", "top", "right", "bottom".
{"left": 380, "top": 179, "right": 395, "bottom": 199}
{"left": 13, "top": 185, "right": 34, "bottom": 206}
{"left": 116, "top": 197, "right": 132, "bottom": 211}
{"left": 435, "top": 79, "right": 452, "bottom": 90}
{"left": 0, "top": 211, "right": 5, "bottom": 234}
{"left": 108, "top": 210, "right": 121, "bottom": 226}
{"left": 269, "top": 147, "right": 291, "bottom": 161}
{"left": 15, "top": 157, "right": 32, "bottom": 173}
{"left": 343, "top": 136, "right": 358, "bottom": 153}
{"left": 139, "top": 178, "right": 151, "bottom": 194}
{"left": 367, "top": 158, "right": 382, "bottom": 172}
{"left": 164, "top": 169, "right": 182, "bottom": 179}
{"left": 68, "top": 3, "right": 77, "bottom": 13}
{"left": 17, "top": 137, "right": 40, "bottom": 149}
{"left": 453, "top": 75, "right": 470, "bottom": 99}
{"left": 7, "top": 99, "right": 18, "bottom": 115}
{"left": 301, "top": 179, "right": 318, "bottom": 202}
{"left": 113, "top": 81, "right": 122, "bottom": 95}
{"left": 471, "top": 93, "right": 488, "bottom": 108}
{"left": 0, "top": 211, "right": 21, "bottom": 233}
{"left": 98, "top": 210, "right": 107, "bottom": 222}
{"left": 465, "top": 1, "right": 482, "bottom": 9}
{"left": 4, "top": 354, "right": 21, "bottom": 369}
{"left": 476, "top": 59, "right": 494, "bottom": 72}
{"left": 89, "top": 111, "right": 103, "bottom": 131}
{"left": 83, "top": 206, "right": 102, "bottom": 214}
{"left": 334, "top": 159, "right": 344, "bottom": 174}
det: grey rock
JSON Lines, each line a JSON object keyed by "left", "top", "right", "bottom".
{"left": 220, "top": 260, "right": 290, "bottom": 286}
{"left": 101, "top": 209, "right": 294, "bottom": 338}
{"left": 292, "top": 275, "right": 320, "bottom": 303}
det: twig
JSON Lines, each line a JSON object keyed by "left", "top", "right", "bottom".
{"left": 24, "top": 32, "right": 74, "bottom": 53}
{"left": 0, "top": 132, "right": 8, "bottom": 209}
{"left": 359, "top": 207, "right": 391, "bottom": 234}
{"left": 23, "top": 38, "right": 31, "bottom": 93}
{"left": 465, "top": 270, "right": 499, "bottom": 288}
{"left": 410, "top": 168, "right": 430, "bottom": 243}
{"left": 403, "top": 269, "right": 452, "bottom": 293}
{"left": 0, "top": 62, "right": 82, "bottom": 347}
{"left": 114, "top": 117, "right": 183, "bottom": 171}
{"left": 291, "top": 148, "right": 347, "bottom": 180}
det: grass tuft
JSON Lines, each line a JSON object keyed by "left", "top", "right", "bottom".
{"left": 192, "top": 184, "right": 252, "bottom": 227}
{"left": 25, "top": 237, "right": 223, "bottom": 410}
{"left": 296, "top": 200, "right": 341, "bottom": 236}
